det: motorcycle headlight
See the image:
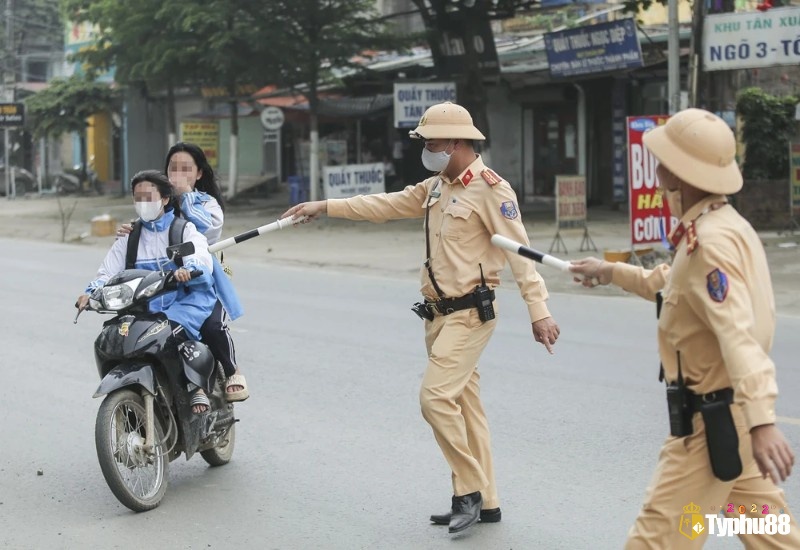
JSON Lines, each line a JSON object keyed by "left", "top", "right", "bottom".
{"left": 101, "top": 279, "right": 141, "bottom": 310}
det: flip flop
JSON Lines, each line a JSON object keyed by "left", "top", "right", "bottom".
{"left": 225, "top": 374, "right": 249, "bottom": 403}
{"left": 191, "top": 390, "right": 210, "bottom": 414}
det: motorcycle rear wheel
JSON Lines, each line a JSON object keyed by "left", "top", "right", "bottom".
{"left": 200, "top": 423, "right": 236, "bottom": 466}
{"left": 95, "top": 389, "right": 169, "bottom": 512}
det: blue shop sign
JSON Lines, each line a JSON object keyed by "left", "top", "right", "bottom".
{"left": 544, "top": 19, "right": 643, "bottom": 78}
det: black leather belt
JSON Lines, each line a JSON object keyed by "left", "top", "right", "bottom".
{"left": 425, "top": 289, "right": 495, "bottom": 315}
{"left": 688, "top": 388, "right": 734, "bottom": 412}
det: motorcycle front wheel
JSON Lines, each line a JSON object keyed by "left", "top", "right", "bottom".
{"left": 95, "top": 389, "right": 169, "bottom": 512}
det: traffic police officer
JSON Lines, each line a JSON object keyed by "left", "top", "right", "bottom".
{"left": 283, "top": 101, "right": 560, "bottom": 534}
{"left": 570, "top": 108, "right": 799, "bottom": 548}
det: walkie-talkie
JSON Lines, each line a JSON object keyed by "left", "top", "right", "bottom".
{"left": 474, "top": 264, "right": 495, "bottom": 323}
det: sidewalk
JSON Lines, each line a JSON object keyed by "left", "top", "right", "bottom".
{"left": 2, "top": 184, "right": 799, "bottom": 315}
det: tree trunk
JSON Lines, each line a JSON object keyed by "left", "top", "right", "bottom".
{"left": 167, "top": 84, "right": 177, "bottom": 146}
{"left": 308, "top": 86, "right": 320, "bottom": 202}
{"left": 687, "top": 0, "right": 705, "bottom": 107}
{"left": 228, "top": 82, "right": 239, "bottom": 199}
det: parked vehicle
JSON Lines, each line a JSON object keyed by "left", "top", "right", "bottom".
{"left": 75, "top": 242, "right": 236, "bottom": 512}
{"left": 55, "top": 160, "right": 103, "bottom": 195}
{"left": 0, "top": 163, "right": 35, "bottom": 196}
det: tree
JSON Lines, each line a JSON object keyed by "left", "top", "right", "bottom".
{"left": 170, "top": 0, "right": 273, "bottom": 197}
{"left": 736, "top": 87, "right": 798, "bottom": 180}
{"left": 410, "top": 1, "right": 537, "bottom": 153}
{"left": 65, "top": 0, "right": 274, "bottom": 197}
{"left": 256, "top": 0, "right": 402, "bottom": 201}
{"left": 25, "top": 74, "right": 118, "bottom": 173}
{"left": 62, "top": 0, "right": 204, "bottom": 143}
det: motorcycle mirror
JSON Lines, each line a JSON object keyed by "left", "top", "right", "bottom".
{"left": 166, "top": 241, "right": 195, "bottom": 262}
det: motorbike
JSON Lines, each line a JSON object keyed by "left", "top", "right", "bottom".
{"left": 75, "top": 242, "right": 236, "bottom": 512}
{"left": 0, "top": 163, "right": 35, "bottom": 196}
{"left": 55, "top": 159, "right": 102, "bottom": 195}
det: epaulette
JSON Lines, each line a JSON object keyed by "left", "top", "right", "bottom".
{"left": 481, "top": 168, "right": 502, "bottom": 187}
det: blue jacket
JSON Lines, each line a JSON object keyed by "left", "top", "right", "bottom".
{"left": 86, "top": 209, "right": 216, "bottom": 339}
{"left": 180, "top": 191, "right": 243, "bottom": 321}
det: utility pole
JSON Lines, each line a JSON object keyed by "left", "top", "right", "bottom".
{"left": 3, "top": 0, "right": 12, "bottom": 199}
{"left": 667, "top": 0, "right": 680, "bottom": 114}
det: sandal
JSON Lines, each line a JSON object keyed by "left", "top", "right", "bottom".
{"left": 225, "top": 374, "right": 249, "bottom": 403}
{"left": 191, "top": 390, "right": 210, "bottom": 414}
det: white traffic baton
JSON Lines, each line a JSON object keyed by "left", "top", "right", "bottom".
{"left": 208, "top": 216, "right": 305, "bottom": 254}
{"left": 489, "top": 234, "right": 600, "bottom": 286}
{"left": 490, "top": 234, "right": 571, "bottom": 273}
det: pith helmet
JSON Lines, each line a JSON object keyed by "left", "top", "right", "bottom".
{"left": 642, "top": 108, "right": 742, "bottom": 195}
{"left": 409, "top": 101, "right": 486, "bottom": 141}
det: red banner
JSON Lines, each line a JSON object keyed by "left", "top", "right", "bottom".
{"left": 627, "top": 115, "right": 678, "bottom": 245}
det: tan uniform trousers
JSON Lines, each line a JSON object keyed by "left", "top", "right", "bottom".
{"left": 420, "top": 306, "right": 499, "bottom": 509}
{"left": 626, "top": 405, "right": 800, "bottom": 549}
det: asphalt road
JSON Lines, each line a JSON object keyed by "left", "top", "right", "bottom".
{"left": 2, "top": 238, "right": 799, "bottom": 549}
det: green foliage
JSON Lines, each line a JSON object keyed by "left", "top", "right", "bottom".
{"left": 60, "top": 0, "right": 402, "bottom": 112}
{"left": 736, "top": 87, "right": 798, "bottom": 180}
{"left": 61, "top": 0, "right": 205, "bottom": 88}
{"left": 24, "top": 74, "right": 117, "bottom": 138}
{"left": 256, "top": 0, "right": 404, "bottom": 101}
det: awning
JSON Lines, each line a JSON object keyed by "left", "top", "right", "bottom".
{"left": 254, "top": 87, "right": 393, "bottom": 118}
{"left": 306, "top": 94, "right": 394, "bottom": 117}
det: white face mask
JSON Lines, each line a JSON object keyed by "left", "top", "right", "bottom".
{"left": 135, "top": 200, "right": 164, "bottom": 222}
{"left": 421, "top": 143, "right": 453, "bottom": 172}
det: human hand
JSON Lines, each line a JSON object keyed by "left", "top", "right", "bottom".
{"left": 116, "top": 223, "right": 133, "bottom": 238}
{"left": 75, "top": 294, "right": 90, "bottom": 311}
{"left": 569, "top": 257, "right": 612, "bottom": 288}
{"left": 531, "top": 317, "right": 560, "bottom": 354}
{"left": 281, "top": 201, "right": 328, "bottom": 224}
{"left": 173, "top": 268, "right": 192, "bottom": 283}
{"left": 751, "top": 424, "right": 795, "bottom": 483}
{"left": 170, "top": 176, "right": 194, "bottom": 196}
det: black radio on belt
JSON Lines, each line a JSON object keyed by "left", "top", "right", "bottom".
{"left": 666, "top": 383, "right": 693, "bottom": 437}
{"left": 666, "top": 352, "right": 694, "bottom": 437}
{"left": 474, "top": 264, "right": 495, "bottom": 323}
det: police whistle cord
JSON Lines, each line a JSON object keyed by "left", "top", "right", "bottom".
{"left": 490, "top": 234, "right": 571, "bottom": 272}
{"left": 208, "top": 216, "right": 306, "bottom": 254}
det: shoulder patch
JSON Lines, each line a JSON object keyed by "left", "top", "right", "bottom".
{"left": 481, "top": 168, "right": 502, "bottom": 187}
{"left": 706, "top": 268, "right": 729, "bottom": 303}
{"left": 500, "top": 201, "right": 518, "bottom": 220}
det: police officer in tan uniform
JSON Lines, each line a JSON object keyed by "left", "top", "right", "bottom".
{"left": 283, "top": 102, "right": 560, "bottom": 534}
{"left": 570, "top": 108, "right": 799, "bottom": 548}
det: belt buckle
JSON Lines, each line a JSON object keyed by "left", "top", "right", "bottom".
{"left": 702, "top": 392, "right": 717, "bottom": 403}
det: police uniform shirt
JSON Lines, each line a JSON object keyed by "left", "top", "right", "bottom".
{"left": 327, "top": 155, "right": 551, "bottom": 323}
{"left": 611, "top": 194, "right": 778, "bottom": 430}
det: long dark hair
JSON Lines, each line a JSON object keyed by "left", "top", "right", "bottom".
{"left": 164, "top": 142, "right": 225, "bottom": 212}
{"left": 131, "top": 170, "right": 181, "bottom": 218}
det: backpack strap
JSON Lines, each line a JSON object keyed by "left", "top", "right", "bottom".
{"left": 169, "top": 216, "right": 189, "bottom": 267}
{"left": 125, "top": 220, "right": 143, "bottom": 270}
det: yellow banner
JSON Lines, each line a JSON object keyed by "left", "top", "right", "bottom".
{"left": 179, "top": 121, "right": 219, "bottom": 169}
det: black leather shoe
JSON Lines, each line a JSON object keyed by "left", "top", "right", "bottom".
{"left": 448, "top": 491, "right": 482, "bottom": 534}
{"left": 430, "top": 507, "right": 501, "bottom": 525}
